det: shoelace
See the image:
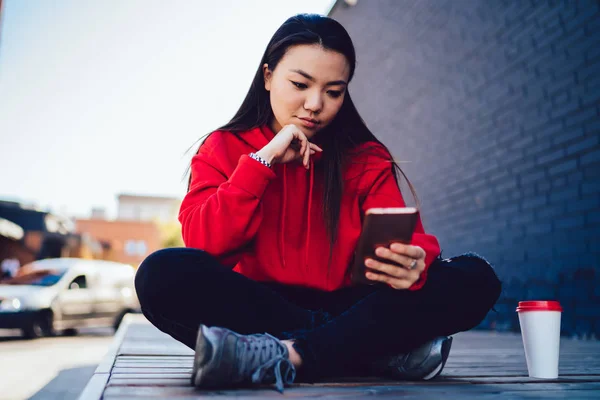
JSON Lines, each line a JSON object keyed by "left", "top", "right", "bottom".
{"left": 237, "top": 333, "right": 296, "bottom": 393}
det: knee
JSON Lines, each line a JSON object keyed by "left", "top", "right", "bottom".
{"left": 135, "top": 247, "right": 218, "bottom": 310}
{"left": 474, "top": 254, "right": 501, "bottom": 307}
{"left": 453, "top": 252, "right": 502, "bottom": 307}
{"left": 135, "top": 248, "right": 182, "bottom": 309}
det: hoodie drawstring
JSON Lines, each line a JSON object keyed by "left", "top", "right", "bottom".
{"left": 279, "top": 161, "right": 315, "bottom": 271}
{"left": 280, "top": 164, "right": 287, "bottom": 269}
{"left": 304, "top": 160, "right": 314, "bottom": 271}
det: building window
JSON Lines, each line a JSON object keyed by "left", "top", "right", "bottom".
{"left": 125, "top": 240, "right": 147, "bottom": 256}
{"left": 137, "top": 240, "right": 147, "bottom": 255}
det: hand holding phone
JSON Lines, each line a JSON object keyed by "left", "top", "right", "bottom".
{"left": 350, "top": 207, "right": 420, "bottom": 285}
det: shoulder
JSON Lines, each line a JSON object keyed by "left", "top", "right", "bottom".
{"left": 190, "top": 131, "right": 240, "bottom": 175}
{"left": 195, "top": 129, "right": 251, "bottom": 161}
{"left": 344, "top": 141, "right": 395, "bottom": 188}
{"left": 199, "top": 126, "right": 264, "bottom": 154}
{"left": 192, "top": 128, "right": 262, "bottom": 175}
{"left": 348, "top": 141, "right": 393, "bottom": 164}
{"left": 198, "top": 130, "right": 238, "bottom": 155}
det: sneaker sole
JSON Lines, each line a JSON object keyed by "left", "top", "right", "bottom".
{"left": 422, "top": 336, "right": 453, "bottom": 381}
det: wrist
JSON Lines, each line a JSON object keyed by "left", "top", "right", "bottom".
{"left": 256, "top": 148, "right": 276, "bottom": 165}
{"left": 249, "top": 151, "right": 273, "bottom": 169}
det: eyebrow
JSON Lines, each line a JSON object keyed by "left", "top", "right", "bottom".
{"left": 290, "top": 69, "right": 347, "bottom": 86}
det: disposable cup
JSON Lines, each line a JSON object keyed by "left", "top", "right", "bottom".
{"left": 516, "top": 300, "right": 562, "bottom": 379}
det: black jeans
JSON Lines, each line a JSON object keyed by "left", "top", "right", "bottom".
{"left": 135, "top": 248, "right": 501, "bottom": 380}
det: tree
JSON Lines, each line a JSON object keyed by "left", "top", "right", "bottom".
{"left": 157, "top": 221, "right": 184, "bottom": 248}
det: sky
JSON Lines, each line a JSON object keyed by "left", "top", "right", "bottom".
{"left": 0, "top": 0, "right": 333, "bottom": 219}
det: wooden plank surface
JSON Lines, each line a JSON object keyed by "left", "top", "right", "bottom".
{"left": 85, "top": 314, "right": 600, "bottom": 399}
{"left": 102, "top": 383, "right": 600, "bottom": 399}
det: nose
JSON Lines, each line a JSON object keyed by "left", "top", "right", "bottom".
{"left": 304, "top": 90, "right": 323, "bottom": 114}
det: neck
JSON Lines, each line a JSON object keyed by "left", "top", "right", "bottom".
{"left": 269, "top": 117, "right": 281, "bottom": 134}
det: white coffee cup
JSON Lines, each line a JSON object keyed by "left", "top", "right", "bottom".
{"left": 516, "top": 300, "right": 563, "bottom": 379}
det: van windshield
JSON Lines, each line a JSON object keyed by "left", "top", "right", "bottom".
{"left": 0, "top": 269, "right": 66, "bottom": 287}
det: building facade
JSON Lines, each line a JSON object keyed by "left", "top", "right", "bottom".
{"left": 117, "top": 194, "right": 181, "bottom": 224}
{"left": 75, "top": 218, "right": 161, "bottom": 267}
{"left": 0, "top": 201, "right": 101, "bottom": 269}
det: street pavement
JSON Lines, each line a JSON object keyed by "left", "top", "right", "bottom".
{"left": 0, "top": 328, "right": 114, "bottom": 400}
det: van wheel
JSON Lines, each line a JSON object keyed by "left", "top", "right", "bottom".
{"left": 22, "top": 319, "right": 44, "bottom": 339}
{"left": 40, "top": 310, "right": 55, "bottom": 337}
{"left": 22, "top": 312, "right": 55, "bottom": 339}
{"left": 63, "top": 328, "right": 78, "bottom": 336}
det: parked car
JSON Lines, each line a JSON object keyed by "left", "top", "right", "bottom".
{"left": 0, "top": 258, "right": 140, "bottom": 339}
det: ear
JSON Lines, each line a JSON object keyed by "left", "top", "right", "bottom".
{"left": 263, "top": 63, "right": 272, "bottom": 91}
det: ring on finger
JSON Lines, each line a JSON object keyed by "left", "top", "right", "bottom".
{"left": 408, "top": 258, "right": 418, "bottom": 270}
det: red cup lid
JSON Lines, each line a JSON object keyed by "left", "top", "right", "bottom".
{"left": 516, "top": 300, "right": 563, "bottom": 312}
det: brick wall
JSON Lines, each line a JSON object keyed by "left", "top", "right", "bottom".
{"left": 330, "top": 0, "right": 600, "bottom": 337}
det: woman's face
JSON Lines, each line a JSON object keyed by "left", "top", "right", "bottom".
{"left": 263, "top": 44, "right": 350, "bottom": 138}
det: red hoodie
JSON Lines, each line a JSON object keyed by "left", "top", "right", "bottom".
{"left": 179, "top": 125, "right": 441, "bottom": 291}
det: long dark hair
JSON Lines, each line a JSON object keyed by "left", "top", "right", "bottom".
{"left": 188, "top": 14, "right": 419, "bottom": 256}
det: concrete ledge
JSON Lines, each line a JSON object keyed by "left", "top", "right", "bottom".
{"left": 78, "top": 313, "right": 146, "bottom": 400}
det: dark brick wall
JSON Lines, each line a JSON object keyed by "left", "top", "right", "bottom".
{"left": 330, "top": 0, "right": 600, "bottom": 338}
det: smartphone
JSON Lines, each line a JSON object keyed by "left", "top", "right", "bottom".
{"left": 350, "top": 207, "right": 420, "bottom": 285}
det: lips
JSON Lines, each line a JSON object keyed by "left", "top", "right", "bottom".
{"left": 297, "top": 117, "right": 320, "bottom": 129}
{"left": 299, "top": 117, "right": 319, "bottom": 124}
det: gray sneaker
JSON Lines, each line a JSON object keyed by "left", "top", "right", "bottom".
{"left": 370, "top": 336, "right": 453, "bottom": 381}
{"left": 191, "top": 325, "right": 296, "bottom": 392}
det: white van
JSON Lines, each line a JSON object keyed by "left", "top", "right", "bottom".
{"left": 0, "top": 258, "right": 140, "bottom": 339}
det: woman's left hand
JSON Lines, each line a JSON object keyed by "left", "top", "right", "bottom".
{"left": 364, "top": 243, "right": 426, "bottom": 289}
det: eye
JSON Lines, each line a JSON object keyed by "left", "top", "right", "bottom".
{"left": 328, "top": 90, "right": 343, "bottom": 98}
{"left": 291, "top": 81, "right": 308, "bottom": 89}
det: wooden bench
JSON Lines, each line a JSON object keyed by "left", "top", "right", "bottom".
{"left": 79, "top": 314, "right": 600, "bottom": 399}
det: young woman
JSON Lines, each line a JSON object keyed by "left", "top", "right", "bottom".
{"left": 135, "top": 14, "right": 501, "bottom": 392}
